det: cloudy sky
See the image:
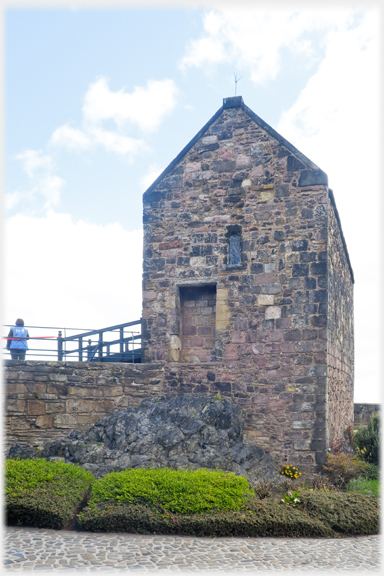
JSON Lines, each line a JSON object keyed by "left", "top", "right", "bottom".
{"left": 3, "top": 2, "right": 381, "bottom": 402}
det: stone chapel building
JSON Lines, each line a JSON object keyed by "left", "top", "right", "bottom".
{"left": 141, "top": 96, "right": 354, "bottom": 472}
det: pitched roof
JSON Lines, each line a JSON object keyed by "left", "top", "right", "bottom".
{"left": 144, "top": 95, "right": 326, "bottom": 195}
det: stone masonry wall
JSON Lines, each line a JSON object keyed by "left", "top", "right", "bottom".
{"left": 4, "top": 360, "right": 163, "bottom": 449}
{"left": 141, "top": 99, "right": 332, "bottom": 473}
{"left": 354, "top": 404, "right": 380, "bottom": 427}
{"left": 327, "top": 197, "right": 354, "bottom": 444}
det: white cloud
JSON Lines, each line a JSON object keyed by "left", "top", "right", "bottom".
{"left": 90, "top": 127, "right": 150, "bottom": 157}
{"left": 140, "top": 164, "right": 164, "bottom": 191}
{"left": 16, "top": 150, "right": 55, "bottom": 178}
{"left": 8, "top": 149, "right": 65, "bottom": 213}
{"left": 5, "top": 189, "right": 36, "bottom": 211}
{"left": 39, "top": 175, "right": 65, "bottom": 209}
{"left": 82, "top": 77, "right": 179, "bottom": 132}
{"left": 4, "top": 211, "right": 143, "bottom": 331}
{"left": 48, "top": 77, "right": 177, "bottom": 162}
{"left": 180, "top": 7, "right": 361, "bottom": 84}
{"left": 50, "top": 124, "right": 91, "bottom": 150}
{"left": 275, "top": 10, "right": 380, "bottom": 403}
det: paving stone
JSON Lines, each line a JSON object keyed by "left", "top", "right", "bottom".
{"left": 3, "top": 527, "right": 381, "bottom": 572}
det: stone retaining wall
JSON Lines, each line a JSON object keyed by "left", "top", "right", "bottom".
{"left": 4, "top": 360, "right": 163, "bottom": 449}
{"left": 354, "top": 403, "right": 380, "bottom": 427}
{"left": 5, "top": 360, "right": 377, "bottom": 467}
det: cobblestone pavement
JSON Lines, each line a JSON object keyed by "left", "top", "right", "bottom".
{"left": 3, "top": 527, "right": 381, "bottom": 572}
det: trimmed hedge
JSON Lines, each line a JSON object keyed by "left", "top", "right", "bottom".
{"left": 5, "top": 461, "right": 380, "bottom": 538}
{"left": 78, "top": 499, "right": 334, "bottom": 537}
{"left": 86, "top": 467, "right": 253, "bottom": 514}
{"left": 298, "top": 491, "right": 379, "bottom": 536}
{"left": 5, "top": 458, "right": 94, "bottom": 530}
{"left": 78, "top": 491, "right": 379, "bottom": 538}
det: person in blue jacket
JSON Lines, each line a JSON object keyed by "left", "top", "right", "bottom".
{"left": 6, "top": 319, "right": 29, "bottom": 360}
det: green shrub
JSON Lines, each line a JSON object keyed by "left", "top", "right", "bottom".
{"left": 298, "top": 490, "right": 379, "bottom": 535}
{"left": 85, "top": 467, "right": 253, "bottom": 515}
{"left": 354, "top": 414, "right": 380, "bottom": 465}
{"left": 5, "top": 458, "right": 94, "bottom": 529}
{"left": 346, "top": 478, "right": 380, "bottom": 497}
{"left": 78, "top": 498, "right": 334, "bottom": 537}
{"left": 362, "top": 463, "right": 380, "bottom": 480}
{"left": 322, "top": 453, "right": 368, "bottom": 487}
{"left": 281, "top": 490, "right": 300, "bottom": 505}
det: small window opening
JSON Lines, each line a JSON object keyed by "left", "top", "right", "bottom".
{"left": 228, "top": 234, "right": 241, "bottom": 265}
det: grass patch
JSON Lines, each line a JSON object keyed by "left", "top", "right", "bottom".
{"left": 346, "top": 477, "right": 380, "bottom": 497}
{"left": 5, "top": 458, "right": 94, "bottom": 529}
{"left": 85, "top": 467, "right": 254, "bottom": 515}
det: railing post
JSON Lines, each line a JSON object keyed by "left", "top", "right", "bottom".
{"left": 120, "top": 327, "right": 124, "bottom": 360}
{"left": 98, "top": 332, "right": 103, "bottom": 361}
{"left": 79, "top": 337, "right": 83, "bottom": 361}
{"left": 87, "top": 339, "right": 92, "bottom": 361}
{"left": 58, "top": 331, "right": 63, "bottom": 361}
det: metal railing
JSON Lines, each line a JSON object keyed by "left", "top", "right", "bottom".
{"left": 3, "top": 320, "right": 142, "bottom": 363}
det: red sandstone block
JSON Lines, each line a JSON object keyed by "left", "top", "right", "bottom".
{"left": 190, "top": 337, "right": 204, "bottom": 347}
{"left": 182, "top": 315, "right": 196, "bottom": 327}
{"left": 253, "top": 272, "right": 277, "bottom": 285}
{"left": 281, "top": 342, "right": 296, "bottom": 353}
{"left": 183, "top": 326, "right": 197, "bottom": 336}
{"left": 194, "top": 349, "right": 212, "bottom": 361}
{"left": 159, "top": 240, "right": 183, "bottom": 250}
{"left": 269, "top": 330, "right": 283, "bottom": 342}
{"left": 225, "top": 344, "right": 238, "bottom": 359}
{"left": 231, "top": 332, "right": 246, "bottom": 343}
{"left": 253, "top": 355, "right": 267, "bottom": 367}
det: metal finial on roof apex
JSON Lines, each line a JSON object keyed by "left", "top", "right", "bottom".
{"left": 223, "top": 96, "right": 244, "bottom": 109}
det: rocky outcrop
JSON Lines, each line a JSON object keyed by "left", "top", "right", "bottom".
{"left": 8, "top": 394, "right": 280, "bottom": 483}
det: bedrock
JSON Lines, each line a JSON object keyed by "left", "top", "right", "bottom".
{"left": 8, "top": 394, "right": 280, "bottom": 483}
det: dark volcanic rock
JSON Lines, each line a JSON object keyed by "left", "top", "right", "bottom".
{"left": 7, "top": 395, "right": 280, "bottom": 482}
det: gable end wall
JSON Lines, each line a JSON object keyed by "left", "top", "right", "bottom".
{"left": 141, "top": 104, "right": 332, "bottom": 473}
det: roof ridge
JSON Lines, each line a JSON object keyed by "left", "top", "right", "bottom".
{"left": 143, "top": 97, "right": 327, "bottom": 198}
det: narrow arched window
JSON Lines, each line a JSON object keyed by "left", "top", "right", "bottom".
{"left": 228, "top": 234, "right": 241, "bottom": 265}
